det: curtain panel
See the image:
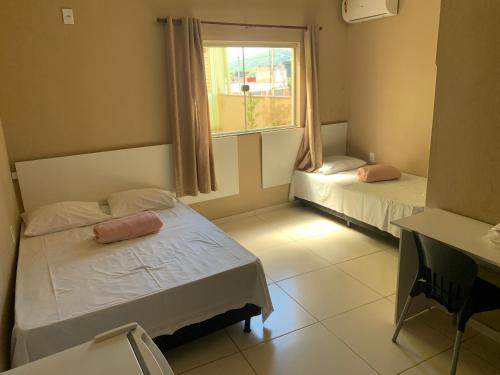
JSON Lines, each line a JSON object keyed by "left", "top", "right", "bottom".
{"left": 164, "top": 17, "right": 217, "bottom": 197}
{"left": 295, "top": 25, "right": 323, "bottom": 172}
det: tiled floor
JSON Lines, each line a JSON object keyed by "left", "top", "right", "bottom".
{"left": 164, "top": 204, "right": 500, "bottom": 375}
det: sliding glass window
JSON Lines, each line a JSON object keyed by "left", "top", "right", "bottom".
{"left": 203, "top": 43, "right": 298, "bottom": 135}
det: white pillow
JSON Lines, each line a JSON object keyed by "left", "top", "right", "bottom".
{"left": 318, "top": 155, "right": 366, "bottom": 175}
{"left": 22, "top": 201, "right": 111, "bottom": 237}
{"left": 107, "top": 188, "right": 176, "bottom": 217}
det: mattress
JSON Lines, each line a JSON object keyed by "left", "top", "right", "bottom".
{"left": 290, "top": 170, "right": 427, "bottom": 237}
{"left": 12, "top": 202, "right": 273, "bottom": 366}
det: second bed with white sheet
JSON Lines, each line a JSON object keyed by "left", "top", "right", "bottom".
{"left": 12, "top": 202, "right": 273, "bottom": 366}
{"left": 291, "top": 169, "right": 427, "bottom": 237}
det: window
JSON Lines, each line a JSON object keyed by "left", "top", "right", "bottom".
{"left": 204, "top": 44, "right": 297, "bottom": 134}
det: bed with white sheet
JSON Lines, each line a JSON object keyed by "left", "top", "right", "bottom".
{"left": 290, "top": 169, "right": 427, "bottom": 237}
{"left": 12, "top": 202, "right": 273, "bottom": 366}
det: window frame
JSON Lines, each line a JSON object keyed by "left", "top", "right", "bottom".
{"left": 203, "top": 40, "right": 301, "bottom": 136}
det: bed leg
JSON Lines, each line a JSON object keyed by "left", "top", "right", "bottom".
{"left": 243, "top": 317, "right": 251, "bottom": 333}
{"left": 346, "top": 220, "right": 352, "bottom": 228}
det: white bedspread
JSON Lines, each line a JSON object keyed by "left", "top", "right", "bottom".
{"left": 290, "top": 170, "right": 427, "bottom": 237}
{"left": 12, "top": 203, "right": 273, "bottom": 366}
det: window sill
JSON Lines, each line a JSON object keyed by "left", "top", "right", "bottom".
{"left": 212, "top": 125, "right": 300, "bottom": 138}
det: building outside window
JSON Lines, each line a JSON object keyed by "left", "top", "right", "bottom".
{"left": 203, "top": 44, "right": 298, "bottom": 134}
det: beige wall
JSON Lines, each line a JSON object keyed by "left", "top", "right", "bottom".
{"left": 426, "top": 0, "right": 500, "bottom": 225}
{"left": 426, "top": 0, "right": 500, "bottom": 330}
{"left": 346, "top": 0, "right": 441, "bottom": 176}
{"left": 0, "top": 0, "right": 347, "bottom": 218}
{"left": 192, "top": 133, "right": 290, "bottom": 219}
{"left": 0, "top": 1, "right": 347, "bottom": 358}
{"left": 0, "top": 121, "right": 20, "bottom": 371}
{"left": 0, "top": 0, "right": 347, "bottom": 165}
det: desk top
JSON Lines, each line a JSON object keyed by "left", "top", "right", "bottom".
{"left": 393, "top": 209, "right": 500, "bottom": 269}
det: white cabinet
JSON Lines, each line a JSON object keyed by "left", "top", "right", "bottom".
{"left": 6, "top": 323, "right": 174, "bottom": 375}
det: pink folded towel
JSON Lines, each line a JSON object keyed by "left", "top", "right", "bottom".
{"left": 94, "top": 211, "right": 163, "bottom": 244}
{"left": 357, "top": 164, "right": 402, "bottom": 183}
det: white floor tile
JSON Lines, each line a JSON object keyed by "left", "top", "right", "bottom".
{"left": 254, "top": 242, "right": 330, "bottom": 281}
{"left": 464, "top": 334, "right": 500, "bottom": 369}
{"left": 278, "top": 266, "right": 382, "bottom": 320}
{"left": 164, "top": 330, "right": 238, "bottom": 374}
{"left": 215, "top": 215, "right": 263, "bottom": 238}
{"left": 243, "top": 323, "right": 377, "bottom": 375}
{"left": 337, "top": 249, "right": 399, "bottom": 296}
{"left": 256, "top": 205, "right": 345, "bottom": 241}
{"left": 265, "top": 274, "right": 274, "bottom": 285}
{"left": 217, "top": 215, "right": 293, "bottom": 253}
{"left": 212, "top": 211, "right": 257, "bottom": 225}
{"left": 255, "top": 205, "right": 323, "bottom": 223}
{"left": 254, "top": 202, "right": 295, "bottom": 215}
{"left": 226, "top": 284, "right": 316, "bottom": 350}
{"left": 323, "top": 299, "right": 453, "bottom": 375}
{"left": 180, "top": 353, "right": 255, "bottom": 375}
{"left": 199, "top": 208, "right": 500, "bottom": 375}
{"left": 400, "top": 348, "right": 499, "bottom": 375}
{"left": 297, "top": 229, "right": 385, "bottom": 264}
{"left": 417, "top": 308, "right": 477, "bottom": 341}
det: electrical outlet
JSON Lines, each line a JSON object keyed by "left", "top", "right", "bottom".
{"left": 369, "top": 152, "right": 376, "bottom": 163}
{"left": 9, "top": 225, "right": 17, "bottom": 245}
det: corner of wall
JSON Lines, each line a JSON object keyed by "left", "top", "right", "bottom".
{"left": 344, "top": 0, "right": 441, "bottom": 176}
{"left": 0, "top": 119, "right": 20, "bottom": 370}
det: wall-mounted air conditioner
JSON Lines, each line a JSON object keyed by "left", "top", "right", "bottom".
{"left": 342, "top": 0, "right": 399, "bottom": 23}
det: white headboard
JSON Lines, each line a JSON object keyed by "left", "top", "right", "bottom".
{"left": 16, "top": 137, "right": 239, "bottom": 211}
{"left": 261, "top": 122, "right": 348, "bottom": 188}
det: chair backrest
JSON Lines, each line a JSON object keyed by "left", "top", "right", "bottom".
{"left": 413, "top": 232, "right": 478, "bottom": 313}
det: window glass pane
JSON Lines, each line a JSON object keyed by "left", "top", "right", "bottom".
{"left": 204, "top": 45, "right": 295, "bottom": 134}
{"left": 204, "top": 47, "right": 246, "bottom": 133}
{"left": 244, "top": 47, "right": 294, "bottom": 130}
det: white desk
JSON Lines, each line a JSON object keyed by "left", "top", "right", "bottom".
{"left": 392, "top": 209, "right": 500, "bottom": 323}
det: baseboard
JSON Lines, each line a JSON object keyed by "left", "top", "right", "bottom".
{"left": 212, "top": 202, "right": 296, "bottom": 224}
{"left": 254, "top": 201, "right": 296, "bottom": 215}
{"left": 211, "top": 210, "right": 257, "bottom": 225}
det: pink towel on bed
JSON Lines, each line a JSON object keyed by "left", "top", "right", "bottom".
{"left": 94, "top": 211, "right": 163, "bottom": 244}
{"left": 357, "top": 164, "right": 402, "bottom": 183}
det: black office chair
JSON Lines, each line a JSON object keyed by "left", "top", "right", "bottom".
{"left": 392, "top": 232, "right": 500, "bottom": 375}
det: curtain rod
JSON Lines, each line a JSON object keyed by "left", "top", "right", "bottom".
{"left": 156, "top": 18, "right": 322, "bottom": 31}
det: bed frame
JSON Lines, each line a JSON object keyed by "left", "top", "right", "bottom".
{"left": 296, "top": 197, "right": 399, "bottom": 244}
{"left": 154, "top": 304, "right": 261, "bottom": 350}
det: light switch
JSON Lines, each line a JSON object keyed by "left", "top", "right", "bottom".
{"left": 62, "top": 8, "right": 75, "bottom": 25}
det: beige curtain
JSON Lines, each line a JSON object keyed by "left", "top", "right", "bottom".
{"left": 295, "top": 26, "right": 323, "bottom": 172}
{"left": 164, "top": 17, "right": 217, "bottom": 197}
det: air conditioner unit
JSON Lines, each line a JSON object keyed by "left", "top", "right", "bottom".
{"left": 342, "top": 0, "right": 399, "bottom": 23}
